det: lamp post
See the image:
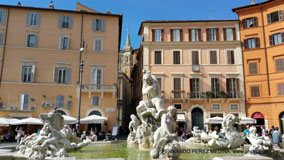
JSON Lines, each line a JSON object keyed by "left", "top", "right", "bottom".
{"left": 76, "top": 41, "right": 85, "bottom": 135}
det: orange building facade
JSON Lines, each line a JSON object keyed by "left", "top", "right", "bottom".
{"left": 0, "top": 3, "right": 122, "bottom": 131}
{"left": 139, "top": 20, "right": 246, "bottom": 131}
{"left": 233, "top": 0, "right": 284, "bottom": 133}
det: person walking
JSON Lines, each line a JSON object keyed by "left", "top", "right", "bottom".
{"left": 15, "top": 126, "right": 24, "bottom": 144}
{"left": 272, "top": 127, "right": 282, "bottom": 148}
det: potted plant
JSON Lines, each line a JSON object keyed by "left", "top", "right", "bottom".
{"left": 205, "top": 91, "right": 213, "bottom": 99}
{"left": 219, "top": 91, "right": 228, "bottom": 99}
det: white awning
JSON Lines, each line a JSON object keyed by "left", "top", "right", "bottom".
{"left": 80, "top": 115, "right": 108, "bottom": 124}
{"left": 12, "top": 117, "right": 43, "bottom": 125}
{"left": 176, "top": 114, "right": 185, "bottom": 122}
{"left": 0, "top": 117, "right": 19, "bottom": 126}
{"left": 62, "top": 115, "right": 78, "bottom": 125}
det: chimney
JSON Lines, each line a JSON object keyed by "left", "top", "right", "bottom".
{"left": 49, "top": 1, "right": 54, "bottom": 9}
{"left": 106, "top": 10, "right": 111, "bottom": 14}
{"left": 17, "top": 2, "right": 22, "bottom": 6}
{"left": 250, "top": 0, "right": 256, "bottom": 5}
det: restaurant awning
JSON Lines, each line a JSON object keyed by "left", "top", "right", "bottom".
{"left": 206, "top": 116, "right": 223, "bottom": 124}
{"left": 80, "top": 115, "right": 108, "bottom": 124}
{"left": 239, "top": 117, "right": 256, "bottom": 124}
{"left": 62, "top": 115, "right": 78, "bottom": 125}
{"left": 11, "top": 117, "right": 43, "bottom": 125}
{"left": 0, "top": 117, "right": 19, "bottom": 126}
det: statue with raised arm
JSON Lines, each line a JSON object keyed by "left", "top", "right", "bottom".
{"left": 136, "top": 70, "right": 165, "bottom": 124}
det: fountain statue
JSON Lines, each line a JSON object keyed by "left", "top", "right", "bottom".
{"left": 127, "top": 114, "right": 141, "bottom": 147}
{"left": 127, "top": 70, "right": 180, "bottom": 160}
{"left": 200, "top": 114, "right": 244, "bottom": 149}
{"left": 135, "top": 70, "right": 165, "bottom": 150}
{"left": 247, "top": 126, "right": 272, "bottom": 154}
{"left": 16, "top": 110, "right": 90, "bottom": 160}
{"left": 150, "top": 105, "right": 180, "bottom": 159}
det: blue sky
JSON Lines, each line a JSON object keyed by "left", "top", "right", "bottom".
{"left": 0, "top": 0, "right": 265, "bottom": 49}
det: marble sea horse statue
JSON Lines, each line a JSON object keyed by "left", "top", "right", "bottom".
{"left": 16, "top": 110, "right": 90, "bottom": 160}
{"left": 247, "top": 126, "right": 272, "bottom": 154}
{"left": 130, "top": 70, "right": 166, "bottom": 150}
{"left": 150, "top": 106, "right": 180, "bottom": 160}
{"left": 207, "top": 114, "right": 244, "bottom": 149}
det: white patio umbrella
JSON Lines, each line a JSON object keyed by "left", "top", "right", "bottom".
{"left": 80, "top": 115, "right": 108, "bottom": 124}
{"left": 0, "top": 117, "right": 19, "bottom": 126}
{"left": 62, "top": 115, "right": 78, "bottom": 125}
{"left": 239, "top": 117, "right": 256, "bottom": 124}
{"left": 12, "top": 117, "right": 43, "bottom": 125}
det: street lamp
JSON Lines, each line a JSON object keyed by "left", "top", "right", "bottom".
{"left": 76, "top": 41, "right": 85, "bottom": 135}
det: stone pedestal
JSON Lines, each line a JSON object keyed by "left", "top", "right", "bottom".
{"left": 213, "top": 154, "right": 273, "bottom": 160}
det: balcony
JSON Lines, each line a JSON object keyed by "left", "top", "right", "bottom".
{"left": 0, "top": 104, "right": 36, "bottom": 112}
{"left": 188, "top": 91, "right": 243, "bottom": 100}
{"left": 170, "top": 90, "right": 186, "bottom": 100}
{"left": 80, "top": 84, "right": 116, "bottom": 92}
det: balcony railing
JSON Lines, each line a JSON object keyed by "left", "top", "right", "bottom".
{"left": 188, "top": 91, "right": 243, "bottom": 99}
{"left": 170, "top": 90, "right": 186, "bottom": 99}
{"left": 0, "top": 104, "right": 36, "bottom": 111}
{"left": 81, "top": 84, "right": 116, "bottom": 92}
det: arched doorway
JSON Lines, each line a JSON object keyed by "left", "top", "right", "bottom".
{"left": 279, "top": 112, "right": 284, "bottom": 134}
{"left": 56, "top": 110, "right": 66, "bottom": 115}
{"left": 89, "top": 110, "right": 102, "bottom": 116}
{"left": 191, "top": 108, "right": 204, "bottom": 130}
{"left": 252, "top": 112, "right": 265, "bottom": 134}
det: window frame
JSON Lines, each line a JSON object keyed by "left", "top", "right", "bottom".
{"left": 54, "top": 66, "right": 71, "bottom": 84}
{"left": 154, "top": 50, "right": 162, "bottom": 64}
{"left": 275, "top": 58, "right": 284, "bottom": 72}
{"left": 248, "top": 61, "right": 258, "bottom": 75}
{"left": 20, "top": 94, "right": 30, "bottom": 111}
{"left": 26, "top": 12, "right": 40, "bottom": 27}
{"left": 267, "top": 10, "right": 284, "bottom": 24}
{"left": 91, "top": 66, "right": 104, "bottom": 86}
{"left": 278, "top": 83, "right": 284, "bottom": 96}
{"left": 229, "top": 104, "right": 239, "bottom": 110}
{"left": 0, "top": 9, "right": 7, "bottom": 25}
{"left": 59, "top": 36, "right": 70, "bottom": 50}
{"left": 211, "top": 103, "right": 221, "bottom": 110}
{"left": 92, "top": 96, "right": 100, "bottom": 106}
{"left": 242, "top": 17, "right": 258, "bottom": 28}
{"left": 59, "top": 15, "right": 73, "bottom": 29}
{"left": 93, "top": 37, "right": 103, "bottom": 52}
{"left": 173, "top": 50, "right": 181, "bottom": 64}
{"left": 226, "top": 50, "right": 235, "bottom": 64}
{"left": 21, "top": 64, "right": 35, "bottom": 83}
{"left": 26, "top": 33, "right": 38, "bottom": 48}
{"left": 244, "top": 37, "right": 260, "bottom": 49}
{"left": 92, "top": 18, "right": 105, "bottom": 32}
{"left": 55, "top": 95, "right": 65, "bottom": 108}
{"left": 251, "top": 85, "right": 260, "bottom": 97}
{"left": 208, "top": 50, "right": 218, "bottom": 64}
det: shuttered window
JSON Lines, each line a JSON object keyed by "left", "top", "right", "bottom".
{"left": 189, "top": 28, "right": 201, "bottom": 42}
{"left": 60, "top": 36, "right": 69, "bottom": 50}
{"left": 92, "top": 19, "right": 105, "bottom": 32}
{"left": 171, "top": 29, "right": 182, "bottom": 42}
{"left": 269, "top": 32, "right": 284, "bottom": 46}
{"left": 223, "top": 28, "right": 236, "bottom": 41}
{"left": 26, "top": 33, "right": 38, "bottom": 48}
{"left": 267, "top": 10, "right": 283, "bottom": 24}
{"left": 59, "top": 15, "right": 73, "bottom": 28}
{"left": 244, "top": 37, "right": 260, "bottom": 49}
{"left": 242, "top": 17, "right": 258, "bottom": 28}
{"left": 54, "top": 67, "right": 71, "bottom": 84}
{"left": 26, "top": 13, "right": 40, "bottom": 26}
{"left": 21, "top": 64, "right": 35, "bottom": 82}
{"left": 207, "top": 28, "right": 219, "bottom": 41}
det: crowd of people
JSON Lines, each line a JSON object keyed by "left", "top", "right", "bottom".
{"left": 242, "top": 125, "right": 283, "bottom": 148}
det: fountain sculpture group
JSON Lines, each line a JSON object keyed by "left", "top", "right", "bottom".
{"left": 16, "top": 110, "right": 90, "bottom": 160}
{"left": 127, "top": 70, "right": 273, "bottom": 159}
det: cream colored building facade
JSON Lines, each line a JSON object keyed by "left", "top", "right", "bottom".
{"left": 0, "top": 3, "right": 122, "bottom": 131}
{"left": 139, "top": 20, "right": 245, "bottom": 130}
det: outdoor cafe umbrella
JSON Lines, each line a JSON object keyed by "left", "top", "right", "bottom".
{"left": 11, "top": 117, "right": 43, "bottom": 125}
{"left": 80, "top": 115, "right": 108, "bottom": 124}
{"left": 0, "top": 117, "right": 19, "bottom": 126}
{"left": 62, "top": 115, "right": 78, "bottom": 125}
